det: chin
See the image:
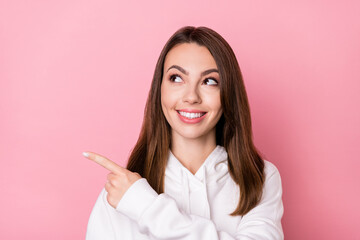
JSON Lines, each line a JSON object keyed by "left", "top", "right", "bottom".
{"left": 174, "top": 128, "right": 213, "bottom": 141}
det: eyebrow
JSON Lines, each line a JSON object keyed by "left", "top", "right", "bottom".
{"left": 166, "top": 65, "right": 219, "bottom": 77}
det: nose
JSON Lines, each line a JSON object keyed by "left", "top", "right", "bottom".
{"left": 182, "top": 83, "right": 201, "bottom": 104}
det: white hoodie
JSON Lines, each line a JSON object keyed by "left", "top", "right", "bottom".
{"left": 86, "top": 146, "right": 284, "bottom": 239}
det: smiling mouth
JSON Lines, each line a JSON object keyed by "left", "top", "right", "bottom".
{"left": 177, "top": 110, "right": 207, "bottom": 119}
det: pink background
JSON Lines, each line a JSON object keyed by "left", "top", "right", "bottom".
{"left": 1, "top": 0, "right": 359, "bottom": 239}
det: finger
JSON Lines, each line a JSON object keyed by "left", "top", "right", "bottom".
{"left": 107, "top": 173, "right": 119, "bottom": 186}
{"left": 83, "top": 151, "right": 123, "bottom": 174}
{"left": 107, "top": 172, "right": 115, "bottom": 181}
{"left": 105, "top": 181, "right": 112, "bottom": 193}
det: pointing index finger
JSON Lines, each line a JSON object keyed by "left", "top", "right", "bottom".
{"left": 83, "top": 151, "right": 123, "bottom": 174}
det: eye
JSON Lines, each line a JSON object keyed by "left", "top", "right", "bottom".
{"left": 169, "top": 74, "right": 183, "bottom": 83}
{"left": 203, "top": 78, "right": 218, "bottom": 86}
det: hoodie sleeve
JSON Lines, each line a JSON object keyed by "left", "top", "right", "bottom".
{"left": 86, "top": 188, "right": 117, "bottom": 240}
{"left": 116, "top": 164, "right": 284, "bottom": 240}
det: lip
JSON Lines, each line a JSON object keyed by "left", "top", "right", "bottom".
{"left": 176, "top": 109, "right": 207, "bottom": 124}
{"left": 177, "top": 109, "right": 206, "bottom": 113}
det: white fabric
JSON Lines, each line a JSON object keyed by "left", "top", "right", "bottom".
{"left": 86, "top": 145, "right": 284, "bottom": 239}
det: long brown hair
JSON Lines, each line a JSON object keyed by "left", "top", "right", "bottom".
{"left": 126, "top": 26, "right": 265, "bottom": 216}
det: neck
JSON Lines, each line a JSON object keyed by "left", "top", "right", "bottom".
{"left": 170, "top": 130, "right": 217, "bottom": 175}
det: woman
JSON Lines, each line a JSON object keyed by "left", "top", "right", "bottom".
{"left": 84, "top": 26, "right": 284, "bottom": 239}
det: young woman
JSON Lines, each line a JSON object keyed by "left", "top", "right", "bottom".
{"left": 84, "top": 26, "right": 284, "bottom": 239}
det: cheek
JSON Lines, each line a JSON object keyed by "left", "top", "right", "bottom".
{"left": 160, "top": 85, "right": 178, "bottom": 126}
{"left": 205, "top": 92, "right": 222, "bottom": 112}
{"left": 161, "top": 84, "right": 177, "bottom": 110}
{"left": 160, "top": 85, "right": 168, "bottom": 109}
{"left": 214, "top": 96, "right": 222, "bottom": 111}
{"left": 161, "top": 84, "right": 174, "bottom": 115}
{"left": 214, "top": 92, "right": 222, "bottom": 111}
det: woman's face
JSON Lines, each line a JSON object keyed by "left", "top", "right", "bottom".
{"left": 161, "top": 43, "right": 223, "bottom": 142}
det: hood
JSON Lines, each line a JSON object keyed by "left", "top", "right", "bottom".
{"left": 165, "top": 145, "right": 229, "bottom": 215}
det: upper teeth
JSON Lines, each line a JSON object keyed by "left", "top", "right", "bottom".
{"left": 179, "top": 111, "right": 204, "bottom": 119}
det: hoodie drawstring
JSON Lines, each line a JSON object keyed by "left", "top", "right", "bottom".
{"left": 202, "top": 166, "right": 211, "bottom": 218}
{"left": 181, "top": 169, "right": 191, "bottom": 214}
{"left": 181, "top": 166, "right": 211, "bottom": 218}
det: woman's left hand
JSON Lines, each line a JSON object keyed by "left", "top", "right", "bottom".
{"left": 83, "top": 151, "right": 142, "bottom": 208}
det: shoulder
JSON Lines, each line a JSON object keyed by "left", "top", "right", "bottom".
{"left": 263, "top": 160, "right": 281, "bottom": 179}
{"left": 262, "top": 160, "right": 283, "bottom": 197}
{"left": 238, "top": 160, "right": 284, "bottom": 239}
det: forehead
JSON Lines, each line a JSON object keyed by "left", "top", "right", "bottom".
{"left": 163, "top": 43, "right": 217, "bottom": 71}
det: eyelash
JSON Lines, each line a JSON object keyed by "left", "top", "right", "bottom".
{"left": 169, "top": 74, "right": 182, "bottom": 83}
{"left": 169, "top": 74, "right": 219, "bottom": 86}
